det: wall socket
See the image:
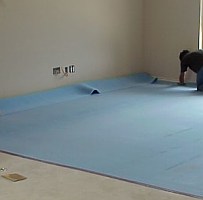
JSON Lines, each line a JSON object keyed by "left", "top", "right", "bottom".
{"left": 53, "top": 65, "right": 75, "bottom": 76}
{"left": 69, "top": 65, "right": 75, "bottom": 73}
{"left": 64, "top": 66, "right": 68, "bottom": 73}
{"left": 53, "top": 67, "right": 60, "bottom": 75}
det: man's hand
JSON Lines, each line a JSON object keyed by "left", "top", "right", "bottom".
{"left": 179, "top": 72, "right": 185, "bottom": 85}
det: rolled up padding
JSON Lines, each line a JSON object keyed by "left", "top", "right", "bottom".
{"left": 151, "top": 77, "right": 158, "bottom": 84}
{"left": 76, "top": 84, "right": 100, "bottom": 95}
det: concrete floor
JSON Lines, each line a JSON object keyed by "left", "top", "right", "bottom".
{"left": 0, "top": 152, "right": 200, "bottom": 200}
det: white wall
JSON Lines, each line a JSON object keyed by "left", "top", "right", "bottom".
{"left": 0, "top": 0, "right": 201, "bottom": 98}
{"left": 143, "top": 0, "right": 200, "bottom": 81}
{"left": 0, "top": 0, "right": 143, "bottom": 97}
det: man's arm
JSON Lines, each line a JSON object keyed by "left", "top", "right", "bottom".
{"left": 179, "top": 72, "right": 185, "bottom": 85}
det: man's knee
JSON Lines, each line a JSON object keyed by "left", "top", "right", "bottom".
{"left": 197, "top": 84, "right": 203, "bottom": 91}
{"left": 197, "top": 67, "right": 203, "bottom": 91}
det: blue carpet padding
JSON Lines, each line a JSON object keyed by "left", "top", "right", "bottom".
{"left": 155, "top": 79, "right": 197, "bottom": 88}
{"left": 1, "top": 74, "right": 203, "bottom": 197}
{"left": 0, "top": 84, "right": 98, "bottom": 116}
{"left": 0, "top": 73, "right": 155, "bottom": 116}
{"left": 87, "top": 72, "right": 156, "bottom": 93}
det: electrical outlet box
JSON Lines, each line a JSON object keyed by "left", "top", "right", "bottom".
{"left": 69, "top": 65, "right": 75, "bottom": 73}
{"left": 53, "top": 67, "right": 60, "bottom": 75}
{"left": 65, "top": 67, "right": 68, "bottom": 73}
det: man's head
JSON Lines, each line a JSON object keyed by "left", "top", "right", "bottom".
{"left": 179, "top": 50, "right": 190, "bottom": 61}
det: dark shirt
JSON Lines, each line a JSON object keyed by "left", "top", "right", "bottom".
{"left": 181, "top": 50, "right": 203, "bottom": 73}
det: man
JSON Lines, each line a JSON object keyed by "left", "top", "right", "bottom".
{"left": 179, "top": 49, "right": 203, "bottom": 91}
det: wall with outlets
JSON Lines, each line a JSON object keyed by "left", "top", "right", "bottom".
{"left": 0, "top": 0, "right": 201, "bottom": 98}
{"left": 0, "top": 0, "right": 143, "bottom": 98}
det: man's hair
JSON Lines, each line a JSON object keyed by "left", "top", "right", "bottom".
{"left": 179, "top": 50, "right": 190, "bottom": 61}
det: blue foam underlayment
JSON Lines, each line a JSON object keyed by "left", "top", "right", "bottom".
{"left": 1, "top": 74, "right": 203, "bottom": 197}
{"left": 0, "top": 73, "right": 155, "bottom": 116}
